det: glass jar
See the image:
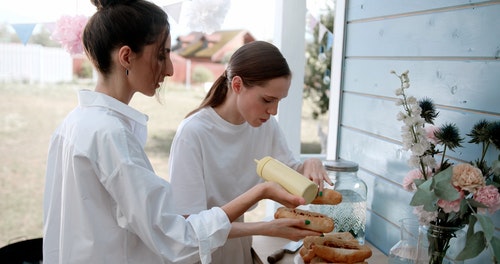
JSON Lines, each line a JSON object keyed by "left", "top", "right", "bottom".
{"left": 388, "top": 218, "right": 420, "bottom": 264}
{"left": 311, "top": 159, "right": 367, "bottom": 244}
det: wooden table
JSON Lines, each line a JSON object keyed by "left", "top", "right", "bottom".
{"left": 252, "top": 235, "right": 388, "bottom": 263}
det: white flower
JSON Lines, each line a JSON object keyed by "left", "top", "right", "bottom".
{"left": 421, "top": 155, "right": 437, "bottom": 169}
{"left": 411, "top": 142, "right": 428, "bottom": 156}
{"left": 407, "top": 96, "right": 417, "bottom": 105}
{"left": 408, "top": 155, "right": 422, "bottom": 168}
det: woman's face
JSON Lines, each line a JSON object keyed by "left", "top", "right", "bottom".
{"left": 235, "top": 76, "right": 291, "bottom": 127}
{"left": 132, "top": 34, "right": 173, "bottom": 97}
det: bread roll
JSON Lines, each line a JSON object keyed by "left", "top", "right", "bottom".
{"left": 312, "top": 244, "right": 372, "bottom": 263}
{"left": 300, "top": 232, "right": 372, "bottom": 263}
{"left": 310, "top": 188, "right": 342, "bottom": 205}
{"left": 274, "top": 207, "right": 334, "bottom": 233}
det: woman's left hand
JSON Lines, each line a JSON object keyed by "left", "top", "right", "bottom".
{"left": 299, "top": 158, "right": 332, "bottom": 191}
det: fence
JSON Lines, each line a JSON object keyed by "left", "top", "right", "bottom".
{"left": 0, "top": 43, "right": 72, "bottom": 84}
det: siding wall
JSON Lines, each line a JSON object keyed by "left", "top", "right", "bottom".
{"left": 328, "top": 0, "right": 500, "bottom": 261}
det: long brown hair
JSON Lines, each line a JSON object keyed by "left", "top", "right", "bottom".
{"left": 186, "top": 41, "right": 291, "bottom": 117}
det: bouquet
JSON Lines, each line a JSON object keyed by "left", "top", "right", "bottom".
{"left": 392, "top": 70, "right": 500, "bottom": 262}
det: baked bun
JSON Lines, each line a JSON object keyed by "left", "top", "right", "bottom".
{"left": 311, "top": 188, "right": 342, "bottom": 205}
{"left": 274, "top": 207, "right": 334, "bottom": 233}
{"left": 299, "top": 232, "right": 372, "bottom": 263}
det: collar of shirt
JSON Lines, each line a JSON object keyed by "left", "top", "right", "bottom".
{"left": 78, "top": 89, "right": 149, "bottom": 126}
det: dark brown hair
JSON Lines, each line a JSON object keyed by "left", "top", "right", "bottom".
{"left": 83, "top": 0, "right": 170, "bottom": 75}
{"left": 186, "top": 41, "right": 291, "bottom": 117}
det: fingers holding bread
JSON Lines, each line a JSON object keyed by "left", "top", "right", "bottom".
{"left": 274, "top": 207, "right": 334, "bottom": 233}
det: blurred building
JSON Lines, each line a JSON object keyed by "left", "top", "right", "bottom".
{"left": 170, "top": 29, "right": 255, "bottom": 84}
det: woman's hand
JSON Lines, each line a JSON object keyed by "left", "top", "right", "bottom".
{"left": 262, "top": 218, "right": 323, "bottom": 241}
{"left": 298, "top": 158, "right": 332, "bottom": 191}
{"left": 229, "top": 219, "right": 322, "bottom": 240}
{"left": 260, "top": 181, "right": 306, "bottom": 208}
{"left": 221, "top": 182, "right": 305, "bottom": 222}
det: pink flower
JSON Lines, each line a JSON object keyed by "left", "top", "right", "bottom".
{"left": 51, "top": 15, "right": 88, "bottom": 55}
{"left": 437, "top": 188, "right": 464, "bottom": 213}
{"left": 403, "top": 169, "right": 423, "bottom": 191}
{"left": 424, "top": 124, "right": 440, "bottom": 145}
{"left": 451, "top": 163, "right": 485, "bottom": 193}
{"left": 413, "top": 206, "right": 438, "bottom": 225}
{"left": 474, "top": 185, "right": 500, "bottom": 214}
{"left": 403, "top": 168, "right": 432, "bottom": 191}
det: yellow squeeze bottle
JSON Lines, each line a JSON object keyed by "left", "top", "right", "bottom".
{"left": 255, "top": 156, "right": 318, "bottom": 204}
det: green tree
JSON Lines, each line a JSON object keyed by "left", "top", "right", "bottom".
{"left": 303, "top": 4, "right": 334, "bottom": 119}
{"left": 0, "top": 23, "right": 19, "bottom": 43}
{"left": 29, "top": 27, "right": 60, "bottom": 47}
{"left": 192, "top": 66, "right": 214, "bottom": 84}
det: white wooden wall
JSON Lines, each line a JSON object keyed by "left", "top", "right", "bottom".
{"left": 328, "top": 0, "right": 500, "bottom": 260}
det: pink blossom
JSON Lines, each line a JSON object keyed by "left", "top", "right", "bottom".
{"left": 413, "top": 206, "right": 438, "bottom": 225}
{"left": 474, "top": 185, "right": 500, "bottom": 214}
{"left": 403, "top": 169, "right": 423, "bottom": 191}
{"left": 437, "top": 188, "right": 464, "bottom": 213}
{"left": 403, "top": 168, "right": 433, "bottom": 191}
{"left": 51, "top": 15, "right": 88, "bottom": 55}
{"left": 424, "top": 124, "right": 440, "bottom": 145}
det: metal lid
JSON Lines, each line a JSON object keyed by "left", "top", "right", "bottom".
{"left": 323, "top": 159, "right": 359, "bottom": 172}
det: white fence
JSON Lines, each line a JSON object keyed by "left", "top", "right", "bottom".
{"left": 0, "top": 43, "right": 73, "bottom": 83}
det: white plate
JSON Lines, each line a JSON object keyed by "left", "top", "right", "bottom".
{"left": 294, "top": 254, "right": 304, "bottom": 264}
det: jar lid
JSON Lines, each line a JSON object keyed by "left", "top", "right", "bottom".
{"left": 324, "top": 159, "right": 359, "bottom": 172}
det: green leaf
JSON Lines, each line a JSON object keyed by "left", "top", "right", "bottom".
{"left": 475, "top": 214, "right": 494, "bottom": 242}
{"left": 410, "top": 178, "right": 437, "bottom": 210}
{"left": 467, "top": 199, "right": 488, "bottom": 209}
{"left": 433, "top": 167, "right": 460, "bottom": 201}
{"left": 455, "top": 231, "right": 486, "bottom": 260}
{"left": 413, "top": 178, "right": 426, "bottom": 187}
{"left": 491, "top": 236, "right": 500, "bottom": 262}
{"left": 466, "top": 216, "right": 477, "bottom": 238}
{"left": 410, "top": 188, "right": 437, "bottom": 211}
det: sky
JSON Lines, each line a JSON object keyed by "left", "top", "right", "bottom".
{"left": 0, "top": 0, "right": 277, "bottom": 41}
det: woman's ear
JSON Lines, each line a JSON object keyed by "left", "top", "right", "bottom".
{"left": 118, "top": 46, "right": 133, "bottom": 71}
{"left": 231, "top": 76, "right": 243, "bottom": 93}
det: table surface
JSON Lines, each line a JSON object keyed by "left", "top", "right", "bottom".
{"left": 252, "top": 235, "right": 388, "bottom": 263}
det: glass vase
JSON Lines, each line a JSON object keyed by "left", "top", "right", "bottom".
{"left": 388, "top": 218, "right": 420, "bottom": 264}
{"left": 416, "top": 224, "right": 466, "bottom": 264}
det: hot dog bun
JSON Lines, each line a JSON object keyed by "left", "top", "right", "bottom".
{"left": 310, "top": 188, "right": 342, "bottom": 205}
{"left": 274, "top": 207, "right": 334, "bottom": 233}
{"left": 299, "top": 232, "right": 372, "bottom": 263}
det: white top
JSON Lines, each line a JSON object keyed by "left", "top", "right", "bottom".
{"left": 169, "top": 107, "right": 300, "bottom": 264}
{"left": 43, "top": 90, "right": 231, "bottom": 264}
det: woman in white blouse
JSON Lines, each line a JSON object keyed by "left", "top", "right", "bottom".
{"left": 42, "top": 1, "right": 320, "bottom": 263}
{"left": 169, "top": 41, "right": 332, "bottom": 264}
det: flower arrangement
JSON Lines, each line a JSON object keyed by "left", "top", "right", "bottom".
{"left": 392, "top": 70, "right": 500, "bottom": 262}
{"left": 51, "top": 15, "right": 88, "bottom": 56}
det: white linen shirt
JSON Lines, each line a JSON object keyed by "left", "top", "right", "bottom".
{"left": 169, "top": 107, "right": 301, "bottom": 264}
{"left": 43, "top": 90, "right": 231, "bottom": 264}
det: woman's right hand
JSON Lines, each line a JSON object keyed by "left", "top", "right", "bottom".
{"left": 259, "top": 181, "right": 306, "bottom": 208}
{"left": 221, "top": 181, "right": 305, "bottom": 223}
